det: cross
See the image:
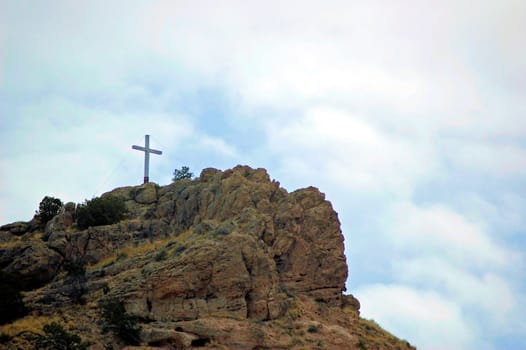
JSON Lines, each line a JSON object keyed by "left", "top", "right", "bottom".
{"left": 132, "top": 134, "right": 162, "bottom": 184}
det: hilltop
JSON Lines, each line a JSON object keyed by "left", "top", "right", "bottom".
{"left": 0, "top": 165, "right": 415, "bottom": 349}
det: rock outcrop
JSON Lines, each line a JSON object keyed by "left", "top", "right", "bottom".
{"left": 0, "top": 165, "right": 415, "bottom": 350}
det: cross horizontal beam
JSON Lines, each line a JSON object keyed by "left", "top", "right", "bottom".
{"left": 132, "top": 145, "right": 162, "bottom": 155}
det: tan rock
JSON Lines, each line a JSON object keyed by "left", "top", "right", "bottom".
{"left": 134, "top": 183, "right": 158, "bottom": 204}
{"left": 0, "top": 165, "right": 415, "bottom": 350}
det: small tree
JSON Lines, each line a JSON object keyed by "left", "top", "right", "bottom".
{"left": 76, "top": 196, "right": 127, "bottom": 230}
{"left": 63, "top": 259, "right": 87, "bottom": 305}
{"left": 0, "top": 271, "right": 28, "bottom": 325}
{"left": 34, "top": 322, "right": 88, "bottom": 350}
{"left": 100, "top": 298, "right": 141, "bottom": 345}
{"left": 37, "top": 196, "right": 63, "bottom": 226}
{"left": 172, "top": 166, "right": 193, "bottom": 181}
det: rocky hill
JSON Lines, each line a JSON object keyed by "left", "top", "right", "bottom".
{"left": 0, "top": 165, "right": 415, "bottom": 349}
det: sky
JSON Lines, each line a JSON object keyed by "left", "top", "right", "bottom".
{"left": 1, "top": 1, "right": 525, "bottom": 349}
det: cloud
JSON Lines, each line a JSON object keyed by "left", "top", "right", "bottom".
{"left": 361, "top": 201, "right": 525, "bottom": 349}
{"left": 457, "top": 193, "right": 526, "bottom": 237}
{"left": 198, "top": 136, "right": 239, "bottom": 158}
{"left": 264, "top": 107, "right": 440, "bottom": 197}
{"left": 444, "top": 139, "right": 526, "bottom": 176}
{"left": 394, "top": 258, "right": 515, "bottom": 322}
{"left": 384, "top": 201, "right": 516, "bottom": 268}
{"left": 356, "top": 284, "right": 477, "bottom": 350}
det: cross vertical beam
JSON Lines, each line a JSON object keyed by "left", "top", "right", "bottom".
{"left": 132, "top": 135, "right": 163, "bottom": 184}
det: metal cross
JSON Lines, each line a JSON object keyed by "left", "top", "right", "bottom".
{"left": 132, "top": 134, "right": 162, "bottom": 184}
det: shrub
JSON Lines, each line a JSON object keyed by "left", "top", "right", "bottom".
{"left": 100, "top": 298, "right": 141, "bottom": 345}
{"left": 36, "top": 196, "right": 63, "bottom": 226}
{"left": 63, "top": 259, "right": 86, "bottom": 277}
{"left": 357, "top": 338, "right": 367, "bottom": 350}
{"left": 0, "top": 271, "right": 28, "bottom": 325}
{"left": 34, "top": 322, "right": 88, "bottom": 350}
{"left": 154, "top": 249, "right": 168, "bottom": 262}
{"left": 0, "top": 332, "right": 12, "bottom": 344}
{"left": 116, "top": 252, "right": 128, "bottom": 261}
{"left": 76, "top": 196, "right": 127, "bottom": 229}
{"left": 307, "top": 324, "right": 319, "bottom": 333}
{"left": 63, "top": 259, "right": 87, "bottom": 305}
{"left": 172, "top": 166, "right": 193, "bottom": 181}
{"left": 174, "top": 245, "right": 186, "bottom": 255}
{"left": 214, "top": 221, "right": 234, "bottom": 236}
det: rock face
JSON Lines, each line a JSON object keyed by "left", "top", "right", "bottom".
{"left": 101, "top": 166, "right": 347, "bottom": 323}
{"left": 0, "top": 165, "right": 415, "bottom": 350}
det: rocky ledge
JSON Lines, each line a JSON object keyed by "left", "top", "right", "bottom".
{"left": 0, "top": 165, "right": 415, "bottom": 350}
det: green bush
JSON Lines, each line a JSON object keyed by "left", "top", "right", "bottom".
{"left": 307, "top": 324, "right": 319, "bottom": 333}
{"left": 37, "top": 196, "right": 63, "bottom": 226}
{"left": 214, "top": 221, "right": 234, "bottom": 236}
{"left": 63, "top": 259, "right": 87, "bottom": 305}
{"left": 76, "top": 196, "right": 127, "bottom": 229}
{"left": 34, "top": 322, "right": 88, "bottom": 350}
{"left": 63, "top": 259, "right": 86, "bottom": 277}
{"left": 100, "top": 298, "right": 141, "bottom": 345}
{"left": 174, "top": 245, "right": 186, "bottom": 256}
{"left": 154, "top": 249, "right": 168, "bottom": 262}
{"left": 357, "top": 338, "right": 367, "bottom": 350}
{"left": 0, "top": 271, "right": 28, "bottom": 325}
{"left": 0, "top": 332, "right": 13, "bottom": 344}
{"left": 172, "top": 166, "right": 193, "bottom": 181}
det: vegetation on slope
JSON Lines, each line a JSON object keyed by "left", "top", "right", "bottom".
{"left": 76, "top": 196, "right": 127, "bottom": 229}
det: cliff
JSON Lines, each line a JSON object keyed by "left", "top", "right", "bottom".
{"left": 0, "top": 165, "right": 415, "bottom": 349}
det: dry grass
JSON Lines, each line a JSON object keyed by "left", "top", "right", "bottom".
{"left": 87, "top": 229, "right": 192, "bottom": 271}
{"left": 354, "top": 318, "right": 414, "bottom": 349}
{"left": 0, "top": 315, "right": 80, "bottom": 349}
{"left": 0, "top": 232, "right": 42, "bottom": 247}
{"left": 0, "top": 315, "right": 61, "bottom": 337}
{"left": 25, "top": 232, "right": 43, "bottom": 240}
{"left": 0, "top": 240, "right": 21, "bottom": 248}
{"left": 286, "top": 298, "right": 305, "bottom": 320}
{"left": 88, "top": 252, "right": 118, "bottom": 270}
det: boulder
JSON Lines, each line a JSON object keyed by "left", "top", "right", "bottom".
{"left": 45, "top": 209, "right": 74, "bottom": 234}
{"left": 134, "top": 183, "right": 158, "bottom": 204}
{"left": 4, "top": 241, "right": 63, "bottom": 288}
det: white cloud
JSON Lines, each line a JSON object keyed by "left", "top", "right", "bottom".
{"left": 445, "top": 139, "right": 526, "bottom": 176}
{"left": 457, "top": 193, "right": 526, "bottom": 236}
{"left": 366, "top": 201, "right": 525, "bottom": 348}
{"left": 385, "top": 201, "right": 515, "bottom": 268}
{"left": 265, "top": 107, "right": 439, "bottom": 196}
{"left": 198, "top": 136, "right": 239, "bottom": 158}
{"left": 394, "top": 258, "right": 515, "bottom": 323}
{"left": 356, "top": 284, "right": 477, "bottom": 350}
